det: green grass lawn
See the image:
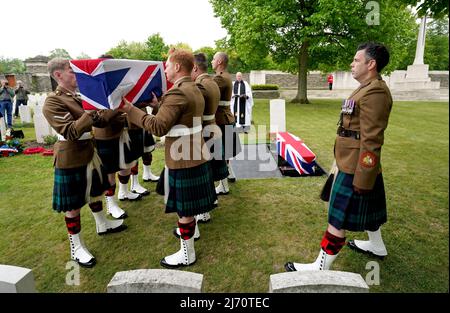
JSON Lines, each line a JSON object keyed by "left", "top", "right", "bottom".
{"left": 0, "top": 99, "right": 448, "bottom": 293}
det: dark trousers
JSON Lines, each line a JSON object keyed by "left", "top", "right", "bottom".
{"left": 14, "top": 99, "right": 27, "bottom": 117}
{"left": 0, "top": 100, "right": 13, "bottom": 128}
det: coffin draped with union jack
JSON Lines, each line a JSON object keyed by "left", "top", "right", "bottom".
{"left": 70, "top": 58, "right": 170, "bottom": 110}
{"left": 276, "top": 131, "right": 317, "bottom": 175}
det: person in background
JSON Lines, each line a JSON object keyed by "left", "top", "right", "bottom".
{"left": 327, "top": 74, "right": 334, "bottom": 90}
{"left": 14, "top": 81, "right": 30, "bottom": 118}
{"left": 0, "top": 80, "right": 15, "bottom": 128}
{"left": 231, "top": 72, "right": 253, "bottom": 134}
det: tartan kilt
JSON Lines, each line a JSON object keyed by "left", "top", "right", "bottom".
{"left": 52, "top": 165, "right": 109, "bottom": 213}
{"left": 166, "top": 162, "right": 217, "bottom": 217}
{"left": 328, "top": 171, "right": 387, "bottom": 232}
{"left": 95, "top": 138, "right": 120, "bottom": 174}
{"left": 218, "top": 124, "right": 242, "bottom": 159}
{"left": 205, "top": 134, "right": 229, "bottom": 181}
{"left": 210, "top": 159, "right": 229, "bottom": 181}
{"left": 143, "top": 130, "right": 156, "bottom": 152}
{"left": 124, "top": 129, "right": 144, "bottom": 163}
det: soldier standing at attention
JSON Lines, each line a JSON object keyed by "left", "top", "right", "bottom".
{"left": 285, "top": 42, "right": 393, "bottom": 271}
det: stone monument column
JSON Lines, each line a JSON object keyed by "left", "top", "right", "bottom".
{"left": 413, "top": 16, "right": 427, "bottom": 65}
{"left": 393, "top": 16, "right": 440, "bottom": 90}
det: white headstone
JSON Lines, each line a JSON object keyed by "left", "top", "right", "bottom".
{"left": 0, "top": 116, "right": 6, "bottom": 141}
{"left": 270, "top": 99, "right": 286, "bottom": 134}
{"left": 107, "top": 269, "right": 203, "bottom": 293}
{"left": 269, "top": 271, "right": 369, "bottom": 293}
{"left": 0, "top": 265, "right": 36, "bottom": 293}
{"left": 33, "top": 106, "right": 53, "bottom": 143}
{"left": 19, "top": 106, "right": 32, "bottom": 123}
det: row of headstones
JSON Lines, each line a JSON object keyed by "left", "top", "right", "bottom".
{"left": 0, "top": 264, "right": 369, "bottom": 293}
{"left": 7, "top": 93, "right": 57, "bottom": 143}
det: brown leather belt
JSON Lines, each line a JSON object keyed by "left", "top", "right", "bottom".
{"left": 337, "top": 127, "right": 360, "bottom": 139}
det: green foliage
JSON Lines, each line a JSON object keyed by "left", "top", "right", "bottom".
{"left": 211, "top": 2, "right": 417, "bottom": 72}
{"left": 43, "top": 135, "right": 57, "bottom": 146}
{"left": 0, "top": 57, "right": 26, "bottom": 74}
{"left": 211, "top": 0, "right": 418, "bottom": 102}
{"left": 251, "top": 84, "right": 279, "bottom": 90}
{"left": 108, "top": 34, "right": 170, "bottom": 61}
{"left": 49, "top": 48, "right": 72, "bottom": 60}
{"left": 76, "top": 52, "right": 91, "bottom": 60}
{"left": 107, "top": 40, "right": 149, "bottom": 60}
{"left": 425, "top": 18, "right": 449, "bottom": 70}
{"left": 400, "top": 0, "right": 449, "bottom": 18}
{"left": 145, "top": 33, "right": 169, "bottom": 61}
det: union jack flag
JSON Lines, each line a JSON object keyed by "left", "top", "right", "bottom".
{"left": 276, "top": 131, "right": 317, "bottom": 175}
{"left": 70, "top": 59, "right": 170, "bottom": 110}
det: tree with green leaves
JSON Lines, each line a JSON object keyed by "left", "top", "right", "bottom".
{"left": 49, "top": 48, "right": 72, "bottom": 59}
{"left": 400, "top": 0, "right": 448, "bottom": 18}
{"left": 0, "top": 57, "right": 26, "bottom": 74}
{"left": 145, "top": 33, "right": 169, "bottom": 61}
{"left": 107, "top": 40, "right": 149, "bottom": 60}
{"left": 424, "top": 17, "right": 449, "bottom": 70}
{"left": 210, "top": 0, "right": 417, "bottom": 103}
{"left": 76, "top": 52, "right": 91, "bottom": 59}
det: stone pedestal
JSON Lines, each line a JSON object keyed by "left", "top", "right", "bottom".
{"left": 0, "top": 265, "right": 36, "bottom": 293}
{"left": 393, "top": 64, "right": 440, "bottom": 90}
{"left": 269, "top": 271, "right": 369, "bottom": 293}
{"left": 107, "top": 269, "right": 203, "bottom": 293}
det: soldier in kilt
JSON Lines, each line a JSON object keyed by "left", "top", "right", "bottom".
{"left": 211, "top": 52, "right": 242, "bottom": 195}
{"left": 120, "top": 49, "right": 216, "bottom": 268}
{"left": 94, "top": 54, "right": 141, "bottom": 221}
{"left": 43, "top": 58, "right": 127, "bottom": 268}
{"left": 285, "top": 42, "right": 393, "bottom": 272}
{"left": 128, "top": 106, "right": 160, "bottom": 196}
{"left": 184, "top": 52, "right": 222, "bottom": 226}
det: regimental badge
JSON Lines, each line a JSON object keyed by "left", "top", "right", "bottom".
{"left": 360, "top": 151, "right": 377, "bottom": 168}
{"left": 341, "top": 99, "right": 355, "bottom": 115}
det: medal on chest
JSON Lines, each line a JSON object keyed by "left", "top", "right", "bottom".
{"left": 341, "top": 99, "right": 356, "bottom": 115}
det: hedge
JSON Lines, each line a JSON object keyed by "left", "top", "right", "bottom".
{"left": 251, "top": 84, "right": 279, "bottom": 90}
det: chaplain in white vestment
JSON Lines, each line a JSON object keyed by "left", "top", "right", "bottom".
{"left": 230, "top": 72, "right": 253, "bottom": 133}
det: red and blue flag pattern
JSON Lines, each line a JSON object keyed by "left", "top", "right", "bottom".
{"left": 276, "top": 131, "right": 317, "bottom": 175}
{"left": 70, "top": 59, "right": 169, "bottom": 110}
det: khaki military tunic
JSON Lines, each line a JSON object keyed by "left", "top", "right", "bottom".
{"left": 213, "top": 71, "right": 235, "bottom": 125}
{"left": 43, "top": 86, "right": 111, "bottom": 169}
{"left": 196, "top": 73, "right": 220, "bottom": 127}
{"left": 334, "top": 75, "right": 393, "bottom": 190}
{"left": 126, "top": 76, "right": 209, "bottom": 170}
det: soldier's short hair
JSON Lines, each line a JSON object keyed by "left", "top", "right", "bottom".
{"left": 215, "top": 52, "right": 229, "bottom": 67}
{"left": 47, "top": 58, "right": 70, "bottom": 79}
{"left": 194, "top": 53, "right": 209, "bottom": 72}
{"left": 169, "top": 49, "right": 194, "bottom": 73}
{"left": 357, "top": 42, "right": 390, "bottom": 73}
